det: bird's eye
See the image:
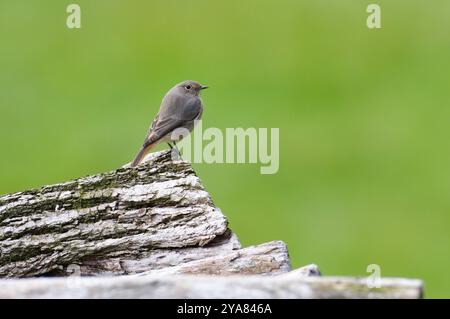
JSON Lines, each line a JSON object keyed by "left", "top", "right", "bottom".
{"left": 185, "top": 85, "right": 191, "bottom": 90}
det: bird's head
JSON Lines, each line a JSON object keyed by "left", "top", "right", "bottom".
{"left": 175, "top": 80, "right": 208, "bottom": 96}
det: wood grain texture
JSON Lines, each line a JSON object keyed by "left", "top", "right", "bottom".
{"left": 0, "top": 150, "right": 425, "bottom": 299}
{"left": 136, "top": 240, "right": 291, "bottom": 276}
{"left": 0, "top": 151, "right": 231, "bottom": 277}
{"left": 0, "top": 272, "right": 423, "bottom": 299}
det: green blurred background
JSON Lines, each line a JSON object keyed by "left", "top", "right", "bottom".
{"left": 1, "top": 0, "right": 449, "bottom": 297}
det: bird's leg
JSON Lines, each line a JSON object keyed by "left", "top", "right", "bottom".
{"left": 173, "top": 141, "right": 180, "bottom": 154}
{"left": 170, "top": 141, "right": 182, "bottom": 161}
{"left": 168, "top": 142, "right": 180, "bottom": 160}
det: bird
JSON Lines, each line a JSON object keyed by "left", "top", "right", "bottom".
{"left": 130, "top": 80, "right": 208, "bottom": 167}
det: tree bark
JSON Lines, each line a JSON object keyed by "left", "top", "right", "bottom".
{"left": 0, "top": 151, "right": 236, "bottom": 277}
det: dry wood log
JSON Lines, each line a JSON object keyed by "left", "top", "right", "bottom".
{"left": 0, "top": 151, "right": 239, "bottom": 277}
{"left": 0, "top": 271, "right": 423, "bottom": 299}
{"left": 136, "top": 240, "right": 291, "bottom": 276}
{"left": 0, "top": 149, "right": 425, "bottom": 299}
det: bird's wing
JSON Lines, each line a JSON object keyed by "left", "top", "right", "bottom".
{"left": 144, "top": 97, "right": 202, "bottom": 146}
{"left": 145, "top": 113, "right": 159, "bottom": 140}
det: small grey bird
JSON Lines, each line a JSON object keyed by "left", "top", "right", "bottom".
{"left": 131, "top": 80, "right": 208, "bottom": 167}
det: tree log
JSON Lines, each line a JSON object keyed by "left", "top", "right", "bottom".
{"left": 0, "top": 272, "right": 423, "bottom": 299}
{"left": 0, "top": 151, "right": 237, "bottom": 277}
{"left": 0, "top": 150, "right": 425, "bottom": 299}
{"left": 136, "top": 240, "right": 291, "bottom": 276}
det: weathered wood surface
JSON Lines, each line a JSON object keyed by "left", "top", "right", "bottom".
{"left": 0, "top": 149, "right": 425, "bottom": 299}
{"left": 0, "top": 151, "right": 236, "bottom": 277}
{"left": 136, "top": 240, "right": 291, "bottom": 276}
{"left": 0, "top": 271, "right": 423, "bottom": 299}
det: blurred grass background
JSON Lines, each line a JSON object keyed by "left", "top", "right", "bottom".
{"left": 1, "top": 0, "right": 449, "bottom": 297}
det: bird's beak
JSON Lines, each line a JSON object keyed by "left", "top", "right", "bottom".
{"left": 200, "top": 85, "right": 209, "bottom": 90}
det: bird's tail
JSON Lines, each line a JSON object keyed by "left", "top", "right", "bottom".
{"left": 131, "top": 142, "right": 155, "bottom": 167}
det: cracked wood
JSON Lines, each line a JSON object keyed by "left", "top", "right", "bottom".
{"left": 0, "top": 151, "right": 230, "bottom": 277}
